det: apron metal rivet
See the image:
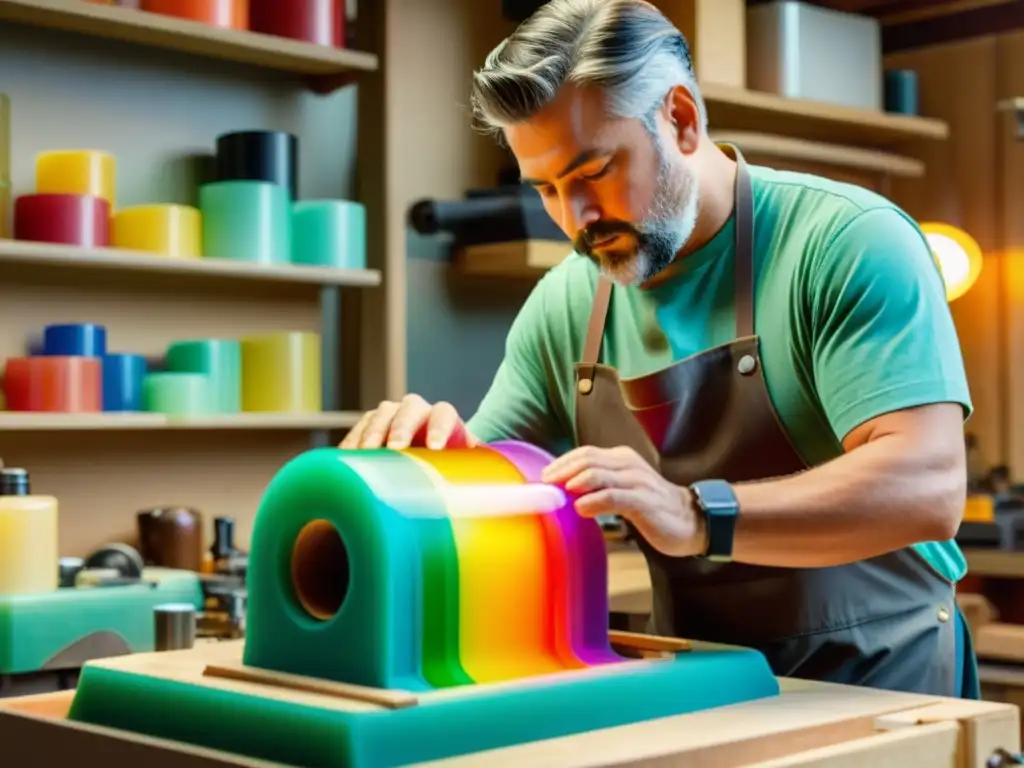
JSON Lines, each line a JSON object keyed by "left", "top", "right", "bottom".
{"left": 577, "top": 379, "right": 593, "bottom": 395}
{"left": 937, "top": 607, "right": 951, "bottom": 623}
{"left": 737, "top": 355, "right": 757, "bottom": 375}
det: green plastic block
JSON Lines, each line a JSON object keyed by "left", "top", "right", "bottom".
{"left": 165, "top": 338, "right": 241, "bottom": 414}
{"left": 0, "top": 569, "right": 202, "bottom": 674}
{"left": 69, "top": 644, "right": 779, "bottom": 767}
{"left": 243, "top": 448, "right": 437, "bottom": 691}
{"left": 142, "top": 372, "right": 214, "bottom": 416}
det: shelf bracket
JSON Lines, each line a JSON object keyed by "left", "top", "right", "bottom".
{"left": 306, "top": 72, "right": 360, "bottom": 96}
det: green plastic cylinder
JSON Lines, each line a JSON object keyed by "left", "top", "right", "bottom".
{"left": 291, "top": 200, "right": 367, "bottom": 269}
{"left": 164, "top": 339, "right": 241, "bottom": 414}
{"left": 143, "top": 372, "right": 213, "bottom": 416}
{"left": 199, "top": 180, "right": 290, "bottom": 264}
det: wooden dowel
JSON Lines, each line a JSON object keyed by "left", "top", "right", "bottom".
{"left": 203, "top": 663, "right": 418, "bottom": 710}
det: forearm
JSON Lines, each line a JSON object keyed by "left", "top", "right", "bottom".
{"left": 728, "top": 432, "right": 966, "bottom": 568}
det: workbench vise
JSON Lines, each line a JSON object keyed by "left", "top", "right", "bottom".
{"left": 66, "top": 441, "right": 780, "bottom": 767}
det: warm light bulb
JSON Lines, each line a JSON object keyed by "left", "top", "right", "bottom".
{"left": 920, "top": 222, "right": 983, "bottom": 302}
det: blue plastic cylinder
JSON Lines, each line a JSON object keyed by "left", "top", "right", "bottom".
{"left": 42, "top": 323, "right": 107, "bottom": 357}
{"left": 103, "top": 353, "right": 148, "bottom": 412}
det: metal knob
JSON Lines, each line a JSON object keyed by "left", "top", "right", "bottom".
{"left": 154, "top": 603, "right": 196, "bottom": 652}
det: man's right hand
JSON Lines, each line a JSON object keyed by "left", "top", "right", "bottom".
{"left": 340, "top": 393, "right": 477, "bottom": 451}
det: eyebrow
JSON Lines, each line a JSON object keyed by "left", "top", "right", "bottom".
{"left": 520, "top": 148, "right": 609, "bottom": 187}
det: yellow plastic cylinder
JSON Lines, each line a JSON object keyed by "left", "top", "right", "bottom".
{"left": 112, "top": 204, "right": 202, "bottom": 258}
{"left": 0, "top": 494, "right": 59, "bottom": 595}
{"left": 241, "top": 332, "right": 321, "bottom": 413}
{"left": 35, "top": 150, "right": 116, "bottom": 209}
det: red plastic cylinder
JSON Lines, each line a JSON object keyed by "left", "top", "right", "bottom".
{"left": 3, "top": 356, "right": 103, "bottom": 412}
{"left": 141, "top": 0, "right": 249, "bottom": 30}
{"left": 14, "top": 194, "right": 111, "bottom": 247}
{"left": 249, "top": 0, "right": 344, "bottom": 47}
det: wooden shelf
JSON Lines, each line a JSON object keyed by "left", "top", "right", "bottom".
{"left": 701, "top": 82, "right": 949, "bottom": 146}
{"left": 0, "top": 411, "right": 361, "bottom": 431}
{"left": 0, "top": 0, "right": 378, "bottom": 79}
{"left": 962, "top": 548, "right": 1024, "bottom": 579}
{"left": 0, "top": 240, "right": 382, "bottom": 288}
{"left": 711, "top": 131, "right": 926, "bottom": 177}
{"left": 456, "top": 240, "right": 571, "bottom": 278}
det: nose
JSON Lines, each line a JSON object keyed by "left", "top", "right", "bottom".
{"left": 558, "top": 190, "right": 600, "bottom": 237}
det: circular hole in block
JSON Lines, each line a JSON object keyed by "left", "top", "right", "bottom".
{"left": 290, "top": 519, "right": 349, "bottom": 621}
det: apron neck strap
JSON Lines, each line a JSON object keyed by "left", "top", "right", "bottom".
{"left": 727, "top": 144, "right": 756, "bottom": 339}
{"left": 577, "top": 143, "right": 756, "bottom": 384}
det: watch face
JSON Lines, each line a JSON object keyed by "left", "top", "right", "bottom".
{"left": 695, "top": 481, "right": 738, "bottom": 513}
{"left": 693, "top": 480, "right": 738, "bottom": 560}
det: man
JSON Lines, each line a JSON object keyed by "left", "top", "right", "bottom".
{"left": 343, "top": 0, "right": 978, "bottom": 698}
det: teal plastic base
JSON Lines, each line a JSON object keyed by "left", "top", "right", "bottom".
{"left": 68, "top": 644, "right": 779, "bottom": 767}
{"left": 0, "top": 568, "right": 203, "bottom": 674}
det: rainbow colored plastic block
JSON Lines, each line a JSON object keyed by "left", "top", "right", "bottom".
{"left": 68, "top": 441, "right": 780, "bottom": 767}
{"left": 245, "top": 441, "right": 622, "bottom": 689}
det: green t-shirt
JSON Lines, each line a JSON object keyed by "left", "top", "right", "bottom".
{"left": 467, "top": 163, "right": 973, "bottom": 582}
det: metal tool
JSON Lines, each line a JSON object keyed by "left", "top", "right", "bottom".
{"left": 153, "top": 603, "right": 196, "bottom": 652}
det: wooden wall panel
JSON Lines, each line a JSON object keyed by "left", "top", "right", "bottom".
{"left": 996, "top": 30, "right": 1024, "bottom": 474}
{"left": 885, "top": 38, "right": 1004, "bottom": 470}
{"left": 359, "top": 0, "right": 515, "bottom": 403}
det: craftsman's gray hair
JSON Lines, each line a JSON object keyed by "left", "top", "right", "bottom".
{"left": 470, "top": 0, "right": 707, "bottom": 140}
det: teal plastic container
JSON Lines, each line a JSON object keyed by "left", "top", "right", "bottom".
{"left": 143, "top": 372, "right": 214, "bottom": 416}
{"left": 291, "top": 199, "right": 366, "bottom": 269}
{"left": 0, "top": 568, "right": 202, "bottom": 674}
{"left": 165, "top": 339, "right": 241, "bottom": 414}
{"left": 199, "top": 180, "right": 290, "bottom": 264}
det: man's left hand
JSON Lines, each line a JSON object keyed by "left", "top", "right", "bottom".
{"left": 540, "top": 445, "right": 708, "bottom": 558}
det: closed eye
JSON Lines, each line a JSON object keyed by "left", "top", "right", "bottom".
{"left": 581, "top": 161, "right": 613, "bottom": 181}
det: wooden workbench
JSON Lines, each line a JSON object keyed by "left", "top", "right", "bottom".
{"left": 0, "top": 639, "right": 1019, "bottom": 767}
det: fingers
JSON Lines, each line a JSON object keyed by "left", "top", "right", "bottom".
{"left": 360, "top": 400, "right": 405, "bottom": 448}
{"left": 339, "top": 395, "right": 472, "bottom": 450}
{"left": 574, "top": 488, "right": 641, "bottom": 518}
{"left": 386, "top": 394, "right": 436, "bottom": 448}
{"left": 541, "top": 445, "right": 639, "bottom": 484}
{"left": 339, "top": 408, "right": 378, "bottom": 449}
{"left": 425, "top": 401, "right": 470, "bottom": 450}
{"left": 564, "top": 467, "right": 650, "bottom": 495}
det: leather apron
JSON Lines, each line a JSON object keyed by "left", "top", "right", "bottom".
{"left": 574, "top": 146, "right": 963, "bottom": 696}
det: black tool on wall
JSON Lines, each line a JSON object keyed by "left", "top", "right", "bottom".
{"left": 409, "top": 185, "right": 567, "bottom": 249}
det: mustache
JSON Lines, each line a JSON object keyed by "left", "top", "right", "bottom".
{"left": 573, "top": 221, "right": 640, "bottom": 254}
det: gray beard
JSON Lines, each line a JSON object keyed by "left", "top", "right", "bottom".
{"left": 600, "top": 149, "right": 699, "bottom": 287}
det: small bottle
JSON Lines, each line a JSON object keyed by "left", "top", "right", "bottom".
{"left": 0, "top": 468, "right": 59, "bottom": 595}
{"left": 211, "top": 516, "right": 237, "bottom": 574}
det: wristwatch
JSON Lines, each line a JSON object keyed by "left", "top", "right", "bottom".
{"left": 689, "top": 479, "right": 740, "bottom": 562}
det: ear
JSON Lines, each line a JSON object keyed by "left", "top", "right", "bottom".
{"left": 665, "top": 84, "right": 701, "bottom": 154}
